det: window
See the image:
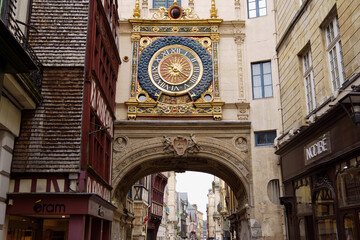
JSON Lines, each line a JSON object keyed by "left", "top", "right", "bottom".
{"left": 153, "top": 0, "right": 180, "bottom": 8}
{"left": 248, "top": 0, "right": 267, "bottom": 18}
{"left": 267, "top": 179, "right": 280, "bottom": 204}
{"left": 326, "top": 16, "right": 345, "bottom": 91}
{"left": 0, "top": 0, "right": 9, "bottom": 22}
{"left": 303, "top": 50, "right": 316, "bottom": 113}
{"left": 251, "top": 61, "right": 273, "bottom": 99}
{"left": 255, "top": 131, "right": 276, "bottom": 146}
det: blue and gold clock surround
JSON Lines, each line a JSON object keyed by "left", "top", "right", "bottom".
{"left": 126, "top": 16, "right": 224, "bottom": 120}
{"left": 138, "top": 36, "right": 213, "bottom": 101}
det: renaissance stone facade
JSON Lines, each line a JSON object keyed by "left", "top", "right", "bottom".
{"left": 113, "top": 0, "right": 284, "bottom": 239}
{"left": 275, "top": 0, "right": 360, "bottom": 239}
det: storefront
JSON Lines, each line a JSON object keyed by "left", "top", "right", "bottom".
{"left": 6, "top": 193, "right": 116, "bottom": 240}
{"left": 277, "top": 104, "right": 360, "bottom": 240}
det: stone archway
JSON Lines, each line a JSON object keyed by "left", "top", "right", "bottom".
{"left": 111, "top": 121, "right": 255, "bottom": 239}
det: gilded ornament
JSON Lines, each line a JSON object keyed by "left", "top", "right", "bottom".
{"left": 210, "top": 0, "right": 218, "bottom": 19}
{"left": 183, "top": 7, "right": 199, "bottom": 20}
{"left": 200, "top": 37, "right": 212, "bottom": 48}
{"left": 133, "top": 0, "right": 140, "bottom": 19}
{"left": 140, "top": 37, "right": 152, "bottom": 48}
{"left": 131, "top": 33, "right": 141, "bottom": 42}
{"left": 151, "top": 4, "right": 199, "bottom": 20}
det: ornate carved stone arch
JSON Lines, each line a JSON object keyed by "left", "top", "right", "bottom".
{"left": 112, "top": 135, "right": 251, "bottom": 204}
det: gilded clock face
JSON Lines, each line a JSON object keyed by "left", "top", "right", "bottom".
{"left": 148, "top": 45, "right": 203, "bottom": 96}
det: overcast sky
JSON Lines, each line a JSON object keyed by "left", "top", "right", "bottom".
{"left": 175, "top": 171, "right": 214, "bottom": 219}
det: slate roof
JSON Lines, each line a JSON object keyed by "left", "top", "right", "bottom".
{"left": 12, "top": 68, "right": 84, "bottom": 172}
{"left": 29, "top": 0, "right": 89, "bottom": 67}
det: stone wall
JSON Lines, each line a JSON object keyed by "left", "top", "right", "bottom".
{"left": 275, "top": 0, "right": 359, "bottom": 132}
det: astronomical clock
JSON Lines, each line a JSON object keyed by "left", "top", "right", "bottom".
{"left": 126, "top": 1, "right": 224, "bottom": 120}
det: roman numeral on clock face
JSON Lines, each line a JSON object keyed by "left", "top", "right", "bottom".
{"left": 151, "top": 65, "right": 158, "bottom": 72}
{"left": 170, "top": 48, "right": 181, "bottom": 54}
{"left": 161, "top": 50, "right": 170, "bottom": 57}
{"left": 189, "top": 57, "right": 197, "bottom": 63}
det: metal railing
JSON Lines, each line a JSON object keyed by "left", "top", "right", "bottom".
{"left": 9, "top": 17, "right": 43, "bottom": 92}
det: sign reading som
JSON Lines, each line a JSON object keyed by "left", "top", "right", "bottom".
{"left": 304, "top": 132, "right": 331, "bottom": 165}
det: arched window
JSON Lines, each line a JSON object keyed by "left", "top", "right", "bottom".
{"left": 314, "top": 188, "right": 337, "bottom": 240}
{"left": 267, "top": 179, "right": 280, "bottom": 204}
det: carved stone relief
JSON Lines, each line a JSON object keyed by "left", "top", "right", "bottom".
{"left": 234, "top": 34, "right": 246, "bottom": 101}
{"left": 234, "top": 136, "right": 249, "bottom": 163}
{"left": 236, "top": 102, "right": 250, "bottom": 120}
{"left": 163, "top": 134, "right": 200, "bottom": 156}
{"left": 113, "top": 136, "right": 128, "bottom": 152}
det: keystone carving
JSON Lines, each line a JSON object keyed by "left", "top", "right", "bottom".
{"left": 163, "top": 134, "right": 200, "bottom": 156}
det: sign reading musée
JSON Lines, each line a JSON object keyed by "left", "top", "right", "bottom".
{"left": 277, "top": 109, "right": 360, "bottom": 240}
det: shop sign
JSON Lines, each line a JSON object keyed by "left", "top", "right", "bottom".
{"left": 87, "top": 176, "right": 111, "bottom": 202}
{"left": 90, "top": 80, "right": 113, "bottom": 136}
{"left": 33, "top": 202, "right": 66, "bottom": 214}
{"left": 304, "top": 132, "right": 331, "bottom": 165}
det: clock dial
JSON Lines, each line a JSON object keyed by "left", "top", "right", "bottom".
{"left": 159, "top": 54, "right": 192, "bottom": 85}
{"left": 148, "top": 45, "right": 203, "bottom": 96}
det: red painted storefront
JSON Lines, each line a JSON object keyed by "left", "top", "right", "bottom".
{"left": 6, "top": 0, "right": 120, "bottom": 239}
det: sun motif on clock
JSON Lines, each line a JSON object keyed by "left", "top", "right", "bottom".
{"left": 159, "top": 54, "right": 192, "bottom": 85}
{"left": 148, "top": 44, "right": 203, "bottom": 96}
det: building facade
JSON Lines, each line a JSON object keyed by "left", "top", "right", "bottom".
{"left": 178, "top": 192, "right": 189, "bottom": 238}
{"left": 197, "top": 210, "right": 204, "bottom": 240}
{"left": 166, "top": 171, "right": 179, "bottom": 240}
{"left": 207, "top": 188, "right": 216, "bottom": 239}
{"left": 275, "top": 0, "right": 360, "bottom": 239}
{"left": 132, "top": 175, "right": 151, "bottom": 240}
{"left": 112, "top": 0, "right": 284, "bottom": 239}
{"left": 4, "top": 0, "right": 120, "bottom": 239}
{"left": 0, "top": 0, "right": 42, "bottom": 238}
{"left": 147, "top": 173, "right": 168, "bottom": 240}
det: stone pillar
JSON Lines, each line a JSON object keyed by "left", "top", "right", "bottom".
{"left": 133, "top": 202, "right": 148, "bottom": 240}
{"left": 142, "top": 0, "right": 148, "bottom": 18}
{"left": 235, "top": 0, "right": 241, "bottom": 19}
{"left": 234, "top": 34, "right": 246, "bottom": 101}
{"left": 0, "top": 131, "right": 15, "bottom": 240}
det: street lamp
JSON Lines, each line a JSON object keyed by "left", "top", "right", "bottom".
{"left": 338, "top": 85, "right": 360, "bottom": 126}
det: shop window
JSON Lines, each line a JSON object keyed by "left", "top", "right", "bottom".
{"left": 251, "top": 61, "right": 273, "bottom": 99}
{"left": 255, "top": 130, "right": 276, "bottom": 146}
{"left": 299, "top": 218, "right": 306, "bottom": 240}
{"left": 336, "top": 156, "right": 360, "bottom": 207}
{"left": 315, "top": 188, "right": 337, "bottom": 240}
{"left": 295, "top": 177, "right": 312, "bottom": 214}
{"left": 7, "top": 216, "right": 69, "bottom": 240}
{"left": 344, "top": 214, "right": 355, "bottom": 240}
{"left": 267, "top": 179, "right": 280, "bottom": 204}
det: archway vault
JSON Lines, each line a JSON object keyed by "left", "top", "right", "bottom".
{"left": 112, "top": 120, "right": 252, "bottom": 207}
